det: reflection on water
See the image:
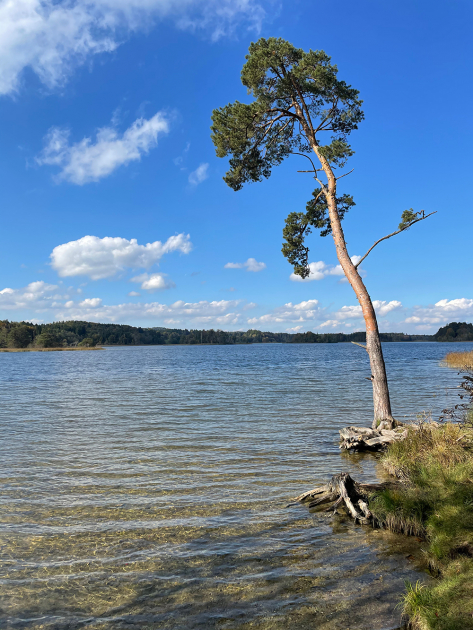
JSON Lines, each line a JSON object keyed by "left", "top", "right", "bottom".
{"left": 0, "top": 343, "right": 466, "bottom": 629}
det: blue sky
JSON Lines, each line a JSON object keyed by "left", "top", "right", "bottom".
{"left": 0, "top": 0, "right": 472, "bottom": 333}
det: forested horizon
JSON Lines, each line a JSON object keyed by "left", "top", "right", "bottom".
{"left": 1, "top": 319, "right": 472, "bottom": 349}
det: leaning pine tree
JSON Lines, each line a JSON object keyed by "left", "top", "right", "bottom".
{"left": 211, "top": 38, "right": 435, "bottom": 429}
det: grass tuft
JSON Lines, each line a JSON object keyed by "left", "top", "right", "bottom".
{"left": 367, "top": 422, "right": 473, "bottom": 628}
{"left": 402, "top": 559, "right": 473, "bottom": 629}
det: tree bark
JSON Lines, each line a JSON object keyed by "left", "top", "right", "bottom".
{"left": 287, "top": 97, "right": 394, "bottom": 428}
{"left": 311, "top": 145, "right": 394, "bottom": 429}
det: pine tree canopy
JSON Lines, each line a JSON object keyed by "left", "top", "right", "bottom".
{"left": 210, "top": 37, "right": 364, "bottom": 191}
{"left": 210, "top": 37, "right": 363, "bottom": 277}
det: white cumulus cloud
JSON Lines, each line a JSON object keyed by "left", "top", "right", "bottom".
{"left": 225, "top": 257, "right": 266, "bottom": 272}
{"left": 332, "top": 300, "right": 403, "bottom": 321}
{"left": 0, "top": 0, "right": 267, "bottom": 96}
{"left": 290, "top": 255, "right": 362, "bottom": 282}
{"left": 402, "top": 298, "right": 473, "bottom": 326}
{"left": 0, "top": 281, "right": 59, "bottom": 310}
{"left": 36, "top": 112, "right": 169, "bottom": 184}
{"left": 50, "top": 233, "right": 192, "bottom": 280}
{"left": 188, "top": 162, "right": 209, "bottom": 185}
{"left": 374, "top": 300, "right": 403, "bottom": 317}
{"left": 130, "top": 272, "right": 175, "bottom": 292}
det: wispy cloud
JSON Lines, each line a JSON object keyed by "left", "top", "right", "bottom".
{"left": 37, "top": 112, "right": 169, "bottom": 184}
{"left": 50, "top": 234, "right": 192, "bottom": 280}
{"left": 225, "top": 257, "right": 266, "bottom": 272}
{"left": 188, "top": 162, "right": 209, "bottom": 185}
{"left": 53, "top": 298, "right": 246, "bottom": 326}
{"left": 248, "top": 300, "right": 321, "bottom": 325}
{"left": 0, "top": 0, "right": 268, "bottom": 96}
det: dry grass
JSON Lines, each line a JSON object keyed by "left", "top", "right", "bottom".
{"left": 444, "top": 350, "right": 473, "bottom": 370}
{"left": 0, "top": 346, "right": 103, "bottom": 352}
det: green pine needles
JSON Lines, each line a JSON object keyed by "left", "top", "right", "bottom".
{"left": 210, "top": 37, "right": 364, "bottom": 276}
{"left": 211, "top": 37, "right": 364, "bottom": 191}
{"left": 281, "top": 188, "right": 355, "bottom": 278}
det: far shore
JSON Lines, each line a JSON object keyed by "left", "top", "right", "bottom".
{"left": 0, "top": 347, "right": 103, "bottom": 353}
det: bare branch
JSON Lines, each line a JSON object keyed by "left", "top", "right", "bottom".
{"left": 314, "top": 175, "right": 328, "bottom": 193}
{"left": 335, "top": 168, "right": 354, "bottom": 182}
{"left": 351, "top": 341, "right": 368, "bottom": 352}
{"left": 265, "top": 107, "right": 300, "bottom": 120}
{"left": 291, "top": 152, "right": 319, "bottom": 175}
{"left": 354, "top": 211, "right": 437, "bottom": 269}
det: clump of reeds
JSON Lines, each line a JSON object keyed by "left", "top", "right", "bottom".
{"left": 367, "top": 422, "right": 473, "bottom": 629}
{"left": 443, "top": 349, "right": 473, "bottom": 370}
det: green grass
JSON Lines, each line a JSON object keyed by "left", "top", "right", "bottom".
{"left": 403, "top": 559, "right": 473, "bottom": 630}
{"left": 367, "top": 423, "right": 473, "bottom": 629}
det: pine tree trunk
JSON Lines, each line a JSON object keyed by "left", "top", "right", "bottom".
{"left": 311, "top": 147, "right": 394, "bottom": 429}
{"left": 337, "top": 253, "right": 394, "bottom": 429}
{"left": 366, "top": 329, "right": 393, "bottom": 428}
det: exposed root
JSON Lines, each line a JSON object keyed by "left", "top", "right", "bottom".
{"left": 290, "top": 473, "right": 381, "bottom": 525}
{"left": 289, "top": 473, "right": 413, "bottom": 533}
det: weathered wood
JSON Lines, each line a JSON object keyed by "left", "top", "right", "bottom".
{"left": 308, "top": 491, "right": 339, "bottom": 509}
{"left": 336, "top": 473, "right": 364, "bottom": 521}
{"left": 289, "top": 485, "right": 328, "bottom": 503}
{"left": 291, "top": 473, "right": 384, "bottom": 525}
{"left": 357, "top": 499, "right": 372, "bottom": 520}
{"left": 380, "top": 429, "right": 397, "bottom": 437}
{"left": 339, "top": 424, "right": 408, "bottom": 452}
{"left": 364, "top": 435, "right": 394, "bottom": 447}
{"left": 324, "top": 496, "right": 344, "bottom": 513}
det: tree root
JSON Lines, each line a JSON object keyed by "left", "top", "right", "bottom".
{"left": 288, "top": 472, "right": 399, "bottom": 525}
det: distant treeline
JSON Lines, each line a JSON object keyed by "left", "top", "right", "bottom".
{"left": 0, "top": 319, "right": 471, "bottom": 349}
{"left": 434, "top": 322, "right": 473, "bottom": 342}
{"left": 2, "top": 319, "right": 467, "bottom": 349}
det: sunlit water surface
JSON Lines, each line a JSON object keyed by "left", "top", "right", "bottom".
{"left": 0, "top": 342, "right": 469, "bottom": 630}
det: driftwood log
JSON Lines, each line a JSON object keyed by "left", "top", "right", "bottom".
{"left": 288, "top": 472, "right": 398, "bottom": 525}
{"left": 339, "top": 424, "right": 407, "bottom": 451}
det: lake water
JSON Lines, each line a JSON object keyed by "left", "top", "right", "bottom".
{"left": 0, "top": 342, "right": 469, "bottom": 630}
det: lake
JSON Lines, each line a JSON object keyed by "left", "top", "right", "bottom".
{"left": 0, "top": 342, "right": 469, "bottom": 629}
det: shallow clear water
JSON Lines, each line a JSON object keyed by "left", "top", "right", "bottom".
{"left": 0, "top": 342, "right": 469, "bottom": 629}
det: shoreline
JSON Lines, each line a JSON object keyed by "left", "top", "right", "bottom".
{"left": 296, "top": 418, "right": 473, "bottom": 629}
{"left": 0, "top": 346, "right": 103, "bottom": 352}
